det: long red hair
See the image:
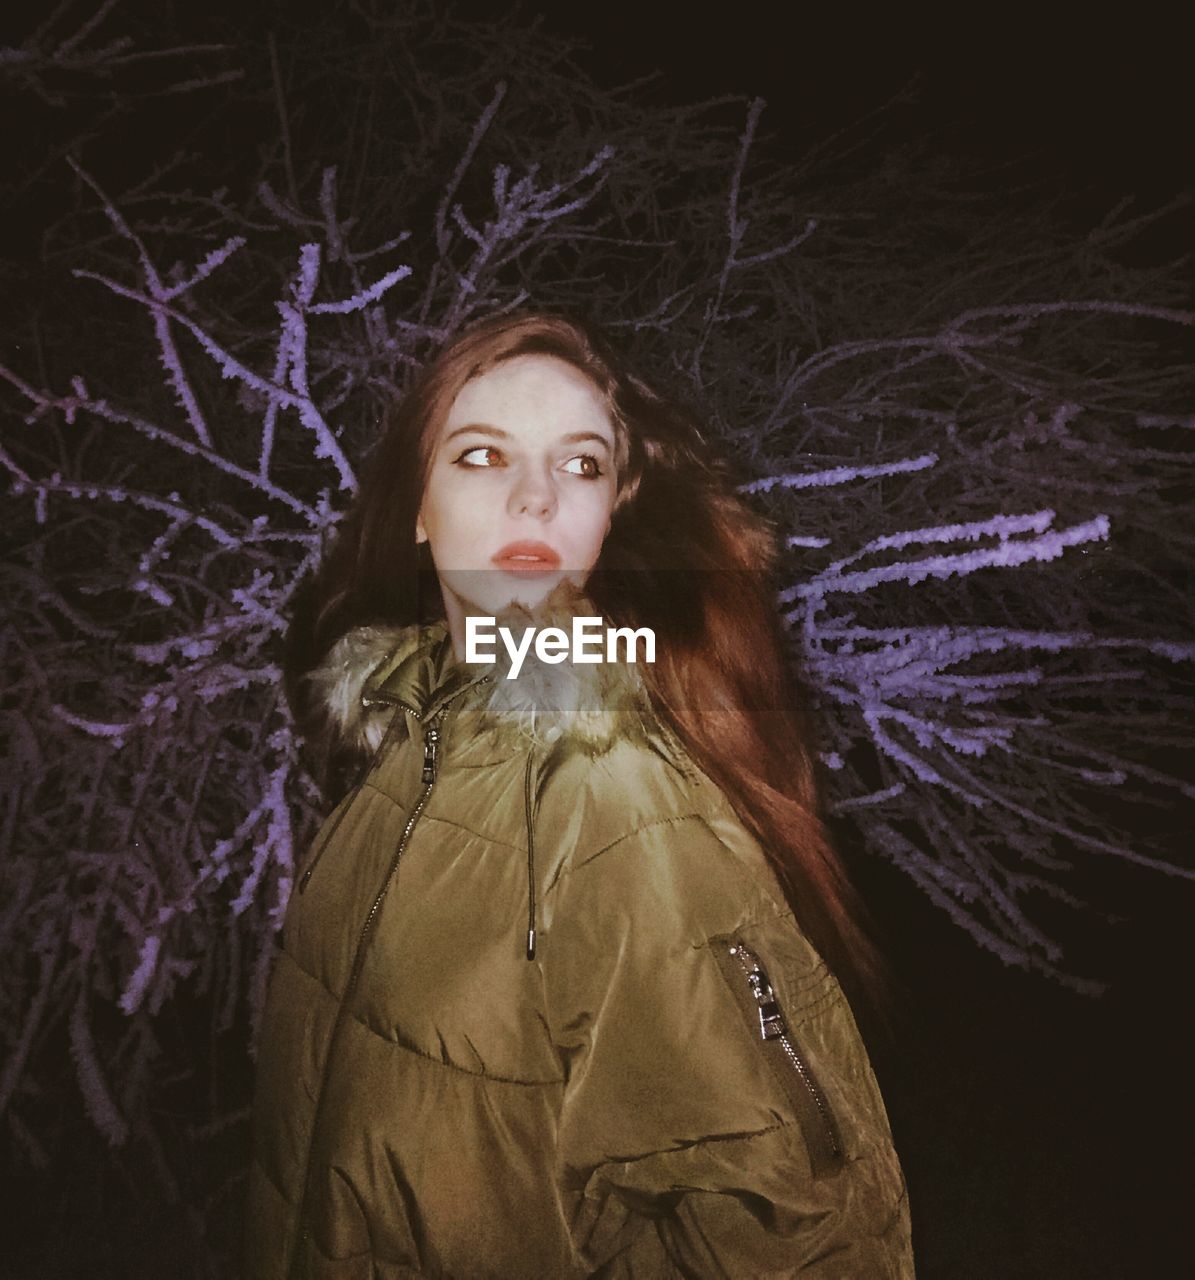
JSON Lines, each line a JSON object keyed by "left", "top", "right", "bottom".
{"left": 285, "top": 312, "right": 885, "bottom": 1007}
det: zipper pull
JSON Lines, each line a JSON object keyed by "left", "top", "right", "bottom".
{"left": 421, "top": 725, "right": 440, "bottom": 784}
{"left": 730, "top": 943, "right": 787, "bottom": 1041}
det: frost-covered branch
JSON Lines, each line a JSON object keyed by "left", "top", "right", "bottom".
{"left": 1, "top": 1, "right": 239, "bottom": 108}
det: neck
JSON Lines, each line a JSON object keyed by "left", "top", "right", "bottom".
{"left": 440, "top": 590, "right": 468, "bottom": 664}
{"left": 440, "top": 576, "right": 593, "bottom": 663}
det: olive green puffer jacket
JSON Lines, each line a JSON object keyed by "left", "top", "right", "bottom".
{"left": 245, "top": 619, "right": 913, "bottom": 1278}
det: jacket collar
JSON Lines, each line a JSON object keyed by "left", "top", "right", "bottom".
{"left": 365, "top": 623, "right": 487, "bottom": 722}
{"left": 309, "top": 583, "right": 653, "bottom": 758}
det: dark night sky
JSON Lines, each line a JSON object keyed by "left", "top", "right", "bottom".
{"left": 526, "top": 4, "right": 1191, "bottom": 215}
{"left": 7, "top": 2, "right": 1191, "bottom": 220}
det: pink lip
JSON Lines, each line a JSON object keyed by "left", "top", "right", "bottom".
{"left": 491, "top": 541, "right": 563, "bottom": 573}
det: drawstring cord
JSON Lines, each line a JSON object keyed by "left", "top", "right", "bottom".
{"left": 523, "top": 751, "right": 537, "bottom": 960}
{"left": 306, "top": 679, "right": 541, "bottom": 966}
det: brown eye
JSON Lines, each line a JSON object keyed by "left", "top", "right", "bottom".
{"left": 455, "top": 445, "right": 503, "bottom": 468}
{"left": 562, "top": 454, "right": 603, "bottom": 479}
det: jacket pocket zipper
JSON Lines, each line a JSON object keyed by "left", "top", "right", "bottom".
{"left": 720, "top": 938, "right": 845, "bottom": 1175}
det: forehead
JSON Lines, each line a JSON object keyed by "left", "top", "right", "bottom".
{"left": 442, "top": 353, "right": 614, "bottom": 438}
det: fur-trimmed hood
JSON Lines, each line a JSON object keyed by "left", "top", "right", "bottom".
{"left": 304, "top": 581, "right": 652, "bottom": 764}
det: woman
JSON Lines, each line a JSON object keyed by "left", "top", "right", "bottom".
{"left": 246, "top": 313, "right": 913, "bottom": 1277}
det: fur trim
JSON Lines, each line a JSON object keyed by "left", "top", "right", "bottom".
{"left": 304, "top": 623, "right": 419, "bottom": 758}
{"left": 306, "top": 583, "right": 653, "bottom": 758}
{"left": 473, "top": 586, "right": 648, "bottom": 751}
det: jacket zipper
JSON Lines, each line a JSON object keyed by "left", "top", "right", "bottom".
{"left": 296, "top": 666, "right": 491, "bottom": 893}
{"left": 288, "top": 688, "right": 471, "bottom": 1277}
{"left": 725, "top": 939, "right": 844, "bottom": 1173}
{"left": 421, "top": 722, "right": 440, "bottom": 784}
{"left": 297, "top": 701, "right": 414, "bottom": 894}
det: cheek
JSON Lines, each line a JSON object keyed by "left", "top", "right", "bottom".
{"left": 422, "top": 471, "right": 472, "bottom": 532}
{"left": 567, "top": 490, "right": 616, "bottom": 558}
{"left": 428, "top": 507, "right": 489, "bottom": 558}
{"left": 419, "top": 481, "right": 462, "bottom": 552}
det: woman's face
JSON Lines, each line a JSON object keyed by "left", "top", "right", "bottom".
{"left": 417, "top": 354, "right": 619, "bottom": 630}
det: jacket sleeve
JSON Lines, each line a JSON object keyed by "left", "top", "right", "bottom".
{"left": 542, "top": 811, "right": 913, "bottom": 1277}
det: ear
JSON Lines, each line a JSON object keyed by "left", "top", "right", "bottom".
{"left": 415, "top": 512, "right": 428, "bottom": 545}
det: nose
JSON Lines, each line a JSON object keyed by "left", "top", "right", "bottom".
{"left": 507, "top": 464, "right": 557, "bottom": 521}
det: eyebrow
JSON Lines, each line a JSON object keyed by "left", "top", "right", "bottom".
{"left": 443, "top": 424, "right": 613, "bottom": 449}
